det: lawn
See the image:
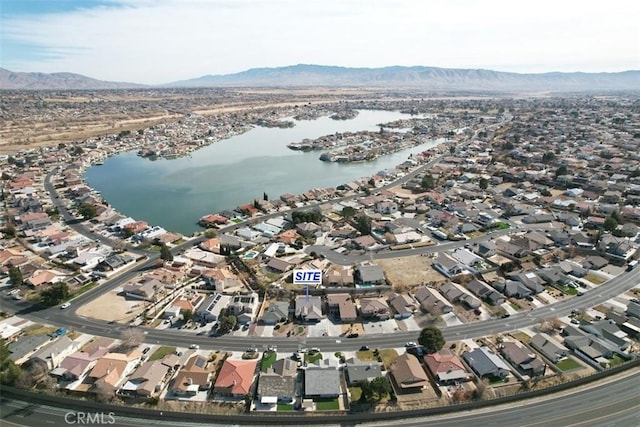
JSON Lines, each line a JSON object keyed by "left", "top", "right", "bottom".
{"left": 72, "top": 282, "right": 98, "bottom": 298}
{"left": 356, "top": 350, "right": 376, "bottom": 361}
{"left": 148, "top": 346, "right": 176, "bottom": 361}
{"left": 277, "top": 404, "right": 294, "bottom": 411}
{"left": 261, "top": 351, "right": 277, "bottom": 372}
{"left": 608, "top": 354, "right": 626, "bottom": 367}
{"left": 315, "top": 398, "right": 339, "bottom": 410}
{"left": 378, "top": 349, "right": 399, "bottom": 369}
{"left": 305, "top": 352, "right": 323, "bottom": 364}
{"left": 23, "top": 324, "right": 57, "bottom": 336}
{"left": 349, "top": 386, "right": 362, "bottom": 402}
{"left": 496, "top": 222, "right": 510, "bottom": 230}
{"left": 556, "top": 357, "right": 582, "bottom": 371}
{"left": 510, "top": 332, "right": 531, "bottom": 344}
{"left": 584, "top": 274, "right": 605, "bottom": 285}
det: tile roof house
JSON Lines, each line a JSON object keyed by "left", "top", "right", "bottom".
{"left": 88, "top": 350, "right": 142, "bottom": 392}
{"left": 213, "top": 359, "right": 258, "bottom": 398}
{"left": 388, "top": 293, "right": 418, "bottom": 319}
{"left": 390, "top": 353, "right": 430, "bottom": 393}
{"left": 423, "top": 349, "right": 472, "bottom": 384}
{"left": 466, "top": 279, "right": 505, "bottom": 306}
{"left": 359, "top": 297, "right": 391, "bottom": 320}
{"left": 29, "top": 336, "right": 80, "bottom": 370}
{"left": 120, "top": 360, "right": 170, "bottom": 397}
{"left": 55, "top": 346, "right": 110, "bottom": 381}
{"left": 326, "top": 293, "right": 357, "bottom": 323}
{"left": 439, "top": 282, "right": 481, "bottom": 309}
{"left": 256, "top": 358, "right": 298, "bottom": 404}
{"left": 304, "top": 366, "right": 341, "bottom": 398}
{"left": 172, "top": 354, "right": 214, "bottom": 397}
{"left": 462, "top": 347, "right": 511, "bottom": 379}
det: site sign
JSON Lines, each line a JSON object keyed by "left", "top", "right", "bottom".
{"left": 293, "top": 269, "right": 322, "bottom": 285}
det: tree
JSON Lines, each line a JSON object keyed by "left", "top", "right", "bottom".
{"left": 355, "top": 214, "right": 372, "bottom": 235}
{"left": 263, "top": 192, "right": 269, "bottom": 201}
{"left": 77, "top": 202, "right": 98, "bottom": 219}
{"left": 542, "top": 151, "right": 556, "bottom": 164}
{"left": 604, "top": 216, "right": 618, "bottom": 232}
{"left": 204, "top": 229, "right": 218, "bottom": 238}
{"left": 449, "top": 144, "right": 456, "bottom": 155}
{"left": 8, "top": 264, "right": 23, "bottom": 287}
{"left": 0, "top": 339, "right": 21, "bottom": 386}
{"left": 478, "top": 178, "right": 489, "bottom": 190}
{"left": 341, "top": 206, "right": 356, "bottom": 219}
{"left": 183, "top": 309, "right": 194, "bottom": 322}
{"left": 114, "top": 328, "right": 145, "bottom": 353}
{"left": 362, "top": 376, "right": 391, "bottom": 400}
{"left": 555, "top": 164, "right": 568, "bottom": 178}
{"left": 40, "top": 283, "right": 70, "bottom": 306}
{"left": 418, "top": 326, "right": 445, "bottom": 354}
{"left": 217, "top": 314, "right": 237, "bottom": 334}
{"left": 160, "top": 244, "right": 173, "bottom": 262}
{"left": 421, "top": 173, "right": 435, "bottom": 190}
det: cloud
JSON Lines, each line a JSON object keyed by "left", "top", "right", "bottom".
{"left": 2, "top": 0, "right": 639, "bottom": 83}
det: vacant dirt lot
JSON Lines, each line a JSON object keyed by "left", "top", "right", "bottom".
{"left": 76, "top": 288, "right": 144, "bottom": 323}
{"left": 377, "top": 255, "right": 446, "bottom": 290}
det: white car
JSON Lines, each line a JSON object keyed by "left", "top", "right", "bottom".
{"left": 60, "top": 302, "right": 71, "bottom": 309}
{"left": 405, "top": 342, "right": 418, "bottom": 347}
{"left": 189, "top": 344, "right": 200, "bottom": 349}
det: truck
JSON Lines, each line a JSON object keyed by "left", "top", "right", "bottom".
{"left": 627, "top": 260, "right": 638, "bottom": 271}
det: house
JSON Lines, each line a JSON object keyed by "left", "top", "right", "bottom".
{"left": 529, "top": 333, "right": 569, "bottom": 363}
{"left": 475, "top": 241, "right": 497, "bottom": 258}
{"left": 122, "top": 278, "right": 163, "bottom": 301}
{"left": 201, "top": 267, "right": 242, "bottom": 292}
{"left": 389, "top": 353, "right": 430, "bottom": 393}
{"left": 172, "top": 354, "right": 214, "bottom": 397}
{"left": 423, "top": 349, "right": 472, "bottom": 384}
{"left": 582, "top": 255, "right": 609, "bottom": 270}
{"left": 88, "top": 350, "right": 142, "bottom": 392}
{"left": 7, "top": 334, "right": 52, "bottom": 362}
{"left": 228, "top": 292, "right": 260, "bottom": 324}
{"left": 388, "top": 293, "right": 418, "bottom": 319}
{"left": 509, "top": 271, "right": 546, "bottom": 294}
{"left": 324, "top": 265, "right": 355, "bottom": 287}
{"left": 432, "top": 253, "right": 465, "bottom": 278}
{"left": 355, "top": 264, "right": 386, "bottom": 286}
{"left": 326, "top": 293, "right": 358, "bottom": 323}
{"left": 439, "top": 282, "right": 481, "bottom": 309}
{"left": 413, "top": 287, "right": 453, "bottom": 315}
{"left": 213, "top": 359, "right": 258, "bottom": 398}
{"left": 493, "top": 280, "right": 532, "bottom": 299}
{"left": 500, "top": 341, "right": 546, "bottom": 377}
{"left": 359, "top": 297, "right": 390, "bottom": 320}
{"left": 266, "top": 257, "right": 293, "bottom": 274}
{"left": 54, "top": 346, "right": 109, "bottom": 381}
{"left": 304, "top": 366, "right": 341, "bottom": 398}
{"left": 295, "top": 222, "right": 320, "bottom": 237}
{"left": 260, "top": 301, "right": 290, "bottom": 325}
{"left": 466, "top": 279, "right": 505, "bottom": 306}
{"left": 120, "top": 360, "right": 170, "bottom": 397}
{"left": 294, "top": 295, "right": 324, "bottom": 322}
{"left": 345, "top": 358, "right": 383, "bottom": 386}
{"left": 256, "top": 357, "right": 298, "bottom": 404}
{"left": 462, "top": 347, "right": 511, "bottom": 379}
{"left": 196, "top": 293, "right": 231, "bottom": 322}
{"left": 29, "top": 336, "right": 80, "bottom": 370}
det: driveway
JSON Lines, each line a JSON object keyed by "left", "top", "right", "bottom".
{"left": 362, "top": 319, "right": 398, "bottom": 335}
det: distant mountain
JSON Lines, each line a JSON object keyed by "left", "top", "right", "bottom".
{"left": 167, "top": 64, "right": 640, "bottom": 92}
{"left": 0, "top": 68, "right": 145, "bottom": 90}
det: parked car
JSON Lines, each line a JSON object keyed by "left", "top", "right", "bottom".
{"left": 60, "top": 302, "right": 71, "bottom": 309}
{"left": 405, "top": 342, "right": 417, "bottom": 347}
{"left": 189, "top": 344, "right": 199, "bottom": 349}
{"left": 347, "top": 333, "right": 359, "bottom": 338}
{"left": 359, "top": 345, "right": 370, "bottom": 351}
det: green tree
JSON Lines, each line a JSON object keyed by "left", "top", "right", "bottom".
{"left": 355, "top": 214, "right": 372, "bottom": 235}
{"left": 40, "top": 283, "right": 70, "bottom": 306}
{"left": 603, "top": 216, "right": 618, "bottom": 232}
{"left": 341, "top": 206, "right": 356, "bottom": 219}
{"left": 421, "top": 173, "right": 435, "bottom": 190}
{"left": 542, "top": 151, "right": 556, "bottom": 164}
{"left": 0, "top": 339, "right": 21, "bottom": 386}
{"left": 263, "top": 192, "right": 269, "bottom": 201}
{"left": 362, "top": 376, "right": 391, "bottom": 400}
{"left": 77, "top": 202, "right": 97, "bottom": 219}
{"left": 418, "top": 326, "right": 445, "bottom": 354}
{"left": 449, "top": 144, "right": 456, "bottom": 155}
{"left": 1, "top": 224, "right": 16, "bottom": 238}
{"left": 478, "top": 178, "right": 489, "bottom": 190}
{"left": 183, "top": 309, "right": 194, "bottom": 322}
{"left": 160, "top": 244, "right": 173, "bottom": 262}
{"left": 555, "top": 164, "right": 568, "bottom": 178}
{"left": 8, "top": 264, "right": 23, "bottom": 287}
{"left": 204, "top": 229, "right": 218, "bottom": 238}
{"left": 217, "top": 314, "right": 237, "bottom": 334}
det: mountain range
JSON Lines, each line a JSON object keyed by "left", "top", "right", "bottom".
{"left": 1, "top": 64, "right": 639, "bottom": 91}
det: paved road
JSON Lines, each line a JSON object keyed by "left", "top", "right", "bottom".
{"left": 1, "top": 369, "right": 637, "bottom": 427}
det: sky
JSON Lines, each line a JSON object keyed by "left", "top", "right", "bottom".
{"left": 1, "top": 0, "right": 639, "bottom": 84}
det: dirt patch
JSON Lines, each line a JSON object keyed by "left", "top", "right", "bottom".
{"left": 377, "top": 256, "right": 446, "bottom": 290}
{"left": 76, "top": 289, "right": 145, "bottom": 323}
{"left": 341, "top": 323, "right": 365, "bottom": 335}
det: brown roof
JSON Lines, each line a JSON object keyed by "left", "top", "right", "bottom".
{"left": 391, "top": 353, "right": 429, "bottom": 389}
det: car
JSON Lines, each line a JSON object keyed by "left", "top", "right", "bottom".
{"left": 7, "top": 289, "right": 20, "bottom": 296}
{"left": 359, "top": 345, "right": 370, "bottom": 351}
{"left": 142, "top": 347, "right": 150, "bottom": 354}
{"left": 577, "top": 291, "right": 584, "bottom": 296}
{"left": 630, "top": 298, "right": 640, "bottom": 304}
{"left": 405, "top": 342, "right": 417, "bottom": 347}
{"left": 570, "top": 319, "right": 580, "bottom": 324}
{"left": 12, "top": 294, "right": 22, "bottom": 300}
{"left": 525, "top": 296, "right": 534, "bottom": 302}
{"left": 189, "top": 344, "right": 199, "bottom": 349}
{"left": 501, "top": 313, "right": 511, "bottom": 318}
{"left": 60, "top": 302, "right": 71, "bottom": 309}
{"left": 346, "top": 333, "right": 359, "bottom": 338}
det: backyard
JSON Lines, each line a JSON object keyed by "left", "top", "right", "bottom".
{"left": 556, "top": 357, "right": 582, "bottom": 371}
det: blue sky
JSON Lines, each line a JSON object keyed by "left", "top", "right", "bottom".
{"left": 1, "top": 0, "right": 639, "bottom": 84}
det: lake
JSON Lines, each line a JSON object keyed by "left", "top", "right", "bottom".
{"left": 84, "top": 110, "right": 439, "bottom": 235}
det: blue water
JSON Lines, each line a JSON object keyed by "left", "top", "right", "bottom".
{"left": 85, "top": 110, "right": 438, "bottom": 235}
